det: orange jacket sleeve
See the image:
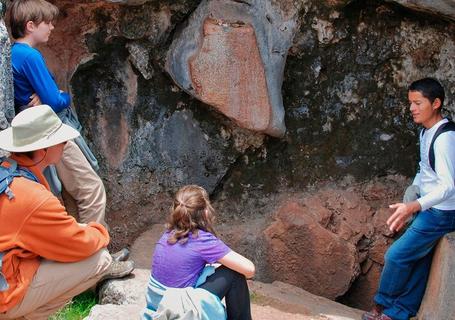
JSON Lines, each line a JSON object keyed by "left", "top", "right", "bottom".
{"left": 16, "top": 192, "right": 110, "bottom": 262}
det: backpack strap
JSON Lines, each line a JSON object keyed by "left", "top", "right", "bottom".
{"left": 0, "top": 158, "right": 19, "bottom": 200}
{"left": 429, "top": 121, "right": 455, "bottom": 172}
{"left": 0, "top": 158, "right": 39, "bottom": 200}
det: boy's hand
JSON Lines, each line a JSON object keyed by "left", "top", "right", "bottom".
{"left": 28, "top": 93, "right": 42, "bottom": 107}
{"left": 387, "top": 201, "right": 421, "bottom": 233}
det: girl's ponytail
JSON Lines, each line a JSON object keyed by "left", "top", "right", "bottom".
{"left": 167, "top": 185, "right": 216, "bottom": 244}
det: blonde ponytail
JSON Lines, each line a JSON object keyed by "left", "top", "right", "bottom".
{"left": 167, "top": 185, "right": 216, "bottom": 244}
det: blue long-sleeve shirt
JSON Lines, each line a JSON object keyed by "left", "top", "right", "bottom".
{"left": 11, "top": 42, "right": 70, "bottom": 113}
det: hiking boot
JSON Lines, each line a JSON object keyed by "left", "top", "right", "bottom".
{"left": 111, "top": 248, "right": 130, "bottom": 262}
{"left": 100, "top": 260, "right": 134, "bottom": 282}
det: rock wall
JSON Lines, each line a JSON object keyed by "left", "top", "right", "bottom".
{"left": 1, "top": 0, "right": 455, "bottom": 311}
{"left": 0, "top": 0, "right": 13, "bottom": 130}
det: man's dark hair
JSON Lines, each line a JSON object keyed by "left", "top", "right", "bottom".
{"left": 409, "top": 78, "right": 445, "bottom": 108}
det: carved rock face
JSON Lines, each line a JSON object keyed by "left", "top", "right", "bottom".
{"left": 189, "top": 19, "right": 272, "bottom": 133}
{"left": 166, "top": 0, "right": 302, "bottom": 137}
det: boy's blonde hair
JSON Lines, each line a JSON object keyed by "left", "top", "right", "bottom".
{"left": 7, "top": 0, "right": 59, "bottom": 39}
{"left": 167, "top": 185, "right": 217, "bottom": 245}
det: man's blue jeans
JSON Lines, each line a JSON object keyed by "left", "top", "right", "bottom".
{"left": 374, "top": 208, "right": 455, "bottom": 320}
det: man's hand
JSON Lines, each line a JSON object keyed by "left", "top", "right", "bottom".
{"left": 387, "top": 201, "right": 421, "bottom": 233}
{"left": 28, "top": 93, "right": 42, "bottom": 107}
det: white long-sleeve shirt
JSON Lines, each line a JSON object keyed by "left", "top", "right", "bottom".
{"left": 412, "top": 118, "right": 455, "bottom": 211}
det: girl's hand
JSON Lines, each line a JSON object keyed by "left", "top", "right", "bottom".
{"left": 28, "top": 93, "right": 42, "bottom": 107}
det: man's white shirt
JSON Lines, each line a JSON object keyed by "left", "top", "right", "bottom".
{"left": 413, "top": 118, "right": 455, "bottom": 211}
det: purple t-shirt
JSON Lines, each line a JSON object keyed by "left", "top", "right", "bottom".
{"left": 151, "top": 230, "right": 231, "bottom": 288}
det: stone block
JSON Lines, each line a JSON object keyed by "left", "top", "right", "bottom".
{"left": 0, "top": 12, "right": 14, "bottom": 130}
{"left": 98, "top": 268, "right": 149, "bottom": 306}
{"left": 418, "top": 232, "right": 455, "bottom": 319}
{"left": 84, "top": 304, "right": 143, "bottom": 320}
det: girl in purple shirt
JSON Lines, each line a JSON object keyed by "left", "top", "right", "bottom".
{"left": 150, "top": 185, "right": 255, "bottom": 320}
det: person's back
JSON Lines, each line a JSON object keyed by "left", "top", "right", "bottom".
{"left": 152, "top": 229, "right": 230, "bottom": 288}
{"left": 0, "top": 155, "right": 108, "bottom": 311}
{"left": 144, "top": 185, "right": 255, "bottom": 320}
{"left": 0, "top": 106, "right": 112, "bottom": 319}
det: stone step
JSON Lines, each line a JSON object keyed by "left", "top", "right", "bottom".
{"left": 249, "top": 281, "right": 363, "bottom": 320}
{"left": 86, "top": 225, "right": 364, "bottom": 320}
{"left": 418, "top": 232, "right": 455, "bottom": 319}
{"left": 87, "top": 269, "right": 362, "bottom": 320}
{"left": 85, "top": 302, "right": 329, "bottom": 320}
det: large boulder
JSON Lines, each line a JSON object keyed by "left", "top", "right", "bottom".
{"left": 166, "top": 0, "right": 303, "bottom": 137}
{"left": 264, "top": 200, "right": 360, "bottom": 300}
{"left": 98, "top": 269, "right": 148, "bottom": 305}
{"left": 388, "top": 0, "right": 455, "bottom": 21}
{"left": 0, "top": 0, "right": 14, "bottom": 130}
{"left": 259, "top": 178, "right": 405, "bottom": 305}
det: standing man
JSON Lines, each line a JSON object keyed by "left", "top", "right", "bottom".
{"left": 363, "top": 78, "right": 455, "bottom": 320}
{"left": 0, "top": 105, "right": 132, "bottom": 320}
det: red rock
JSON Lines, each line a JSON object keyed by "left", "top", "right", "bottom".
{"left": 38, "top": 2, "right": 120, "bottom": 91}
{"left": 189, "top": 18, "right": 272, "bottom": 133}
{"left": 264, "top": 201, "right": 359, "bottom": 299}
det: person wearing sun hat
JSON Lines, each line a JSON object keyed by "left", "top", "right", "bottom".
{"left": 0, "top": 105, "right": 133, "bottom": 320}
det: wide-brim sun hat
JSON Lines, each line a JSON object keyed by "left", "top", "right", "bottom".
{"left": 0, "top": 105, "right": 80, "bottom": 152}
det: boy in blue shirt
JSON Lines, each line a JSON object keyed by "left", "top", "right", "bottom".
{"left": 7, "top": 0, "right": 107, "bottom": 228}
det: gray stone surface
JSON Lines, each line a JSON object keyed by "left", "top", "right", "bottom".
{"left": 84, "top": 303, "right": 143, "bottom": 320}
{"left": 0, "top": 0, "right": 14, "bottom": 131}
{"left": 98, "top": 269, "right": 149, "bottom": 305}
{"left": 389, "top": 0, "right": 455, "bottom": 21}
{"left": 127, "top": 41, "right": 154, "bottom": 80}
{"left": 418, "top": 232, "right": 455, "bottom": 319}
{"left": 119, "top": 4, "right": 172, "bottom": 43}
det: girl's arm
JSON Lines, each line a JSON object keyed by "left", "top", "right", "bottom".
{"left": 218, "top": 251, "right": 255, "bottom": 279}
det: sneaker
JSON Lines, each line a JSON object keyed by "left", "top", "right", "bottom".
{"left": 362, "top": 304, "right": 384, "bottom": 320}
{"left": 362, "top": 311, "right": 393, "bottom": 320}
{"left": 100, "top": 260, "right": 134, "bottom": 282}
{"left": 111, "top": 248, "right": 130, "bottom": 262}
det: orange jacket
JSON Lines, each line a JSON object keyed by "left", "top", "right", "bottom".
{"left": 0, "top": 154, "right": 109, "bottom": 312}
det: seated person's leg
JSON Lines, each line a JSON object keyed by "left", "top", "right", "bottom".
{"left": 55, "top": 140, "right": 107, "bottom": 228}
{"left": 199, "top": 266, "right": 252, "bottom": 320}
{"left": 0, "top": 249, "right": 111, "bottom": 320}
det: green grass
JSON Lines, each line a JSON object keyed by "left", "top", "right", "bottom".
{"left": 49, "top": 291, "right": 97, "bottom": 320}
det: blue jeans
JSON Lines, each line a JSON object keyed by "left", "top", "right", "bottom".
{"left": 374, "top": 208, "right": 455, "bottom": 320}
